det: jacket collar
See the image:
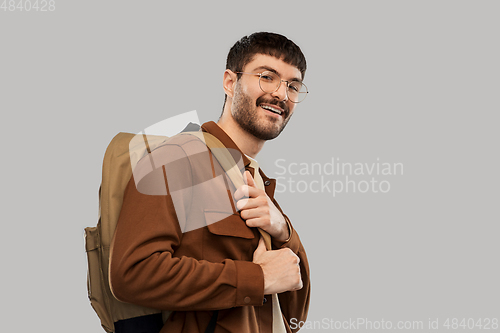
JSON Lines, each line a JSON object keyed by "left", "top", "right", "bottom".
{"left": 201, "top": 121, "right": 251, "bottom": 168}
{"left": 201, "top": 121, "right": 277, "bottom": 197}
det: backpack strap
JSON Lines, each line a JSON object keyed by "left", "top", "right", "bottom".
{"left": 183, "top": 131, "right": 245, "bottom": 189}
{"left": 204, "top": 311, "right": 219, "bottom": 333}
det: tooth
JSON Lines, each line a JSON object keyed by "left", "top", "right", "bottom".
{"left": 263, "top": 105, "right": 280, "bottom": 114}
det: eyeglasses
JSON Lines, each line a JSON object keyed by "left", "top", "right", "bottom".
{"left": 236, "top": 71, "right": 308, "bottom": 103}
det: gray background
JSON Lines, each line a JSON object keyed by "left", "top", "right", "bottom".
{"left": 1, "top": 1, "right": 499, "bottom": 332}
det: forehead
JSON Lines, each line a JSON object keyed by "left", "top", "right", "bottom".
{"left": 243, "top": 54, "right": 302, "bottom": 82}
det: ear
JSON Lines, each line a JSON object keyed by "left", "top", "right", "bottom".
{"left": 223, "top": 69, "right": 237, "bottom": 99}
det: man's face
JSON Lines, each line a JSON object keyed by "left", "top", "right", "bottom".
{"left": 231, "top": 54, "right": 302, "bottom": 140}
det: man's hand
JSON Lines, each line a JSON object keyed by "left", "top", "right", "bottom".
{"left": 234, "top": 171, "right": 290, "bottom": 241}
{"left": 253, "top": 237, "right": 303, "bottom": 294}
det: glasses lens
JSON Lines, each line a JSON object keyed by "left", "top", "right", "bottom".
{"left": 258, "top": 71, "right": 308, "bottom": 103}
{"left": 287, "top": 81, "right": 308, "bottom": 103}
{"left": 258, "top": 71, "right": 280, "bottom": 94}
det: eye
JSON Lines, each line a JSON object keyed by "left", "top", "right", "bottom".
{"left": 288, "top": 82, "right": 302, "bottom": 93}
{"left": 260, "top": 74, "right": 274, "bottom": 82}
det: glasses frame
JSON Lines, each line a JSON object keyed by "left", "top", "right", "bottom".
{"left": 236, "top": 71, "right": 308, "bottom": 103}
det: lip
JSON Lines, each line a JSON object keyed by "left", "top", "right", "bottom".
{"left": 259, "top": 103, "right": 285, "bottom": 117}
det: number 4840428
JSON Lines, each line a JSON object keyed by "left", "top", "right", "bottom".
{"left": 443, "top": 318, "right": 498, "bottom": 330}
{"left": 1, "top": 0, "right": 55, "bottom": 11}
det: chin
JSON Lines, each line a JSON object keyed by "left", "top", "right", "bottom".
{"left": 249, "top": 124, "right": 285, "bottom": 141}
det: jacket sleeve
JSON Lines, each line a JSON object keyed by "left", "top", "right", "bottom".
{"left": 109, "top": 143, "right": 265, "bottom": 311}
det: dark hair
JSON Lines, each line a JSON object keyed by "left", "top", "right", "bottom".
{"left": 226, "top": 32, "right": 307, "bottom": 80}
{"left": 222, "top": 32, "right": 307, "bottom": 112}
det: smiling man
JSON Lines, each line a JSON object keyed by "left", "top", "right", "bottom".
{"left": 110, "top": 32, "right": 310, "bottom": 333}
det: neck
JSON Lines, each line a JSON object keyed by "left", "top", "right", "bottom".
{"left": 217, "top": 107, "right": 265, "bottom": 159}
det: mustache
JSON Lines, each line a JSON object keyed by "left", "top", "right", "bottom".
{"left": 256, "top": 96, "right": 289, "bottom": 115}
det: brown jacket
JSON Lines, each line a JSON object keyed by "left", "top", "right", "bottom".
{"left": 109, "top": 121, "right": 310, "bottom": 333}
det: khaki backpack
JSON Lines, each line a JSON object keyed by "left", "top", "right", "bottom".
{"left": 85, "top": 131, "right": 169, "bottom": 333}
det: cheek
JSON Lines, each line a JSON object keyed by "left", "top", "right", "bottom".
{"left": 245, "top": 84, "right": 265, "bottom": 100}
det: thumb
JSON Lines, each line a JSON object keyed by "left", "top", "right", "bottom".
{"left": 244, "top": 170, "right": 257, "bottom": 188}
{"left": 253, "top": 237, "right": 267, "bottom": 260}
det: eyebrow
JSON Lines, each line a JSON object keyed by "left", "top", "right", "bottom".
{"left": 252, "top": 65, "right": 303, "bottom": 83}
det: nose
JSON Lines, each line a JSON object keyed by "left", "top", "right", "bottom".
{"left": 271, "top": 81, "right": 288, "bottom": 102}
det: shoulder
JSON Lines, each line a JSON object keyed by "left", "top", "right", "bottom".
{"left": 132, "top": 133, "right": 209, "bottom": 192}
{"left": 138, "top": 133, "right": 208, "bottom": 168}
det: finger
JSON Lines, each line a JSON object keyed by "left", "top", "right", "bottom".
{"left": 244, "top": 216, "right": 267, "bottom": 229}
{"left": 240, "top": 206, "right": 264, "bottom": 221}
{"left": 234, "top": 185, "right": 261, "bottom": 201}
{"left": 236, "top": 197, "right": 262, "bottom": 211}
{"left": 253, "top": 237, "right": 267, "bottom": 259}
{"left": 244, "top": 170, "right": 257, "bottom": 188}
{"left": 234, "top": 186, "right": 246, "bottom": 201}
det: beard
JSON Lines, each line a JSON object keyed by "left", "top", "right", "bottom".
{"left": 231, "top": 83, "right": 292, "bottom": 141}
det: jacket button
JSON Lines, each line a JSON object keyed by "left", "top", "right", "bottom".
{"left": 263, "top": 297, "right": 267, "bottom": 304}
{"left": 244, "top": 297, "right": 251, "bottom": 304}
{"left": 264, "top": 180, "right": 271, "bottom": 186}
